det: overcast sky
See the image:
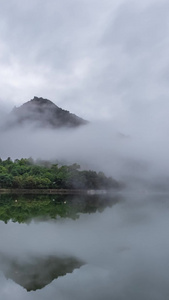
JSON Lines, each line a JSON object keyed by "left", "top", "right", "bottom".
{"left": 1, "top": 0, "right": 169, "bottom": 180}
{"left": 0, "top": 0, "right": 169, "bottom": 122}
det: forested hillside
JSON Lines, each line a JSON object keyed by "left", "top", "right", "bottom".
{"left": 0, "top": 158, "right": 119, "bottom": 190}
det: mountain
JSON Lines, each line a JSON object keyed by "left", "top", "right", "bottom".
{"left": 3, "top": 97, "right": 88, "bottom": 129}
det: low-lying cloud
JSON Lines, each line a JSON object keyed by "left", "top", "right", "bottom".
{"left": 0, "top": 0, "right": 169, "bottom": 187}
{"left": 1, "top": 113, "right": 169, "bottom": 188}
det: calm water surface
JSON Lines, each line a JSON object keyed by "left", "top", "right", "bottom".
{"left": 0, "top": 192, "right": 169, "bottom": 300}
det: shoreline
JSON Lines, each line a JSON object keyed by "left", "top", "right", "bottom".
{"left": 0, "top": 188, "right": 88, "bottom": 195}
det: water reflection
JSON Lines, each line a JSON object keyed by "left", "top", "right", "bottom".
{"left": 0, "top": 193, "right": 119, "bottom": 292}
{"left": 1, "top": 192, "right": 168, "bottom": 299}
{"left": 0, "top": 193, "right": 120, "bottom": 223}
{"left": 0, "top": 253, "right": 84, "bottom": 291}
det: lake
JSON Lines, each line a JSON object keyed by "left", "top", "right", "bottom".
{"left": 0, "top": 192, "right": 169, "bottom": 299}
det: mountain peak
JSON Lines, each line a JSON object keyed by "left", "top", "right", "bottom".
{"left": 18, "top": 96, "right": 58, "bottom": 110}
{"left": 3, "top": 97, "right": 88, "bottom": 130}
{"left": 30, "top": 96, "right": 57, "bottom": 106}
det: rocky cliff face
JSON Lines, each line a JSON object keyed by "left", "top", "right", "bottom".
{"left": 3, "top": 97, "right": 88, "bottom": 129}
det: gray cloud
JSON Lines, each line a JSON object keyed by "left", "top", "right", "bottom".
{"left": 1, "top": 0, "right": 169, "bottom": 182}
{"left": 1, "top": 0, "right": 169, "bottom": 121}
{"left": 1, "top": 2, "right": 169, "bottom": 298}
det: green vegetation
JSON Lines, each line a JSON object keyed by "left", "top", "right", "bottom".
{"left": 0, "top": 194, "right": 119, "bottom": 223}
{"left": 0, "top": 157, "right": 119, "bottom": 190}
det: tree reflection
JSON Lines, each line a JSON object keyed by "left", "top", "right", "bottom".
{"left": 0, "top": 193, "right": 120, "bottom": 223}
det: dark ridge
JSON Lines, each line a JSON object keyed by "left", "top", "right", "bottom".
{"left": 3, "top": 96, "right": 88, "bottom": 129}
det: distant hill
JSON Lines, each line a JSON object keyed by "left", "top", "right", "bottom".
{"left": 3, "top": 97, "right": 88, "bottom": 129}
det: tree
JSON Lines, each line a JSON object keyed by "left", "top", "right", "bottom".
{"left": 0, "top": 174, "right": 13, "bottom": 188}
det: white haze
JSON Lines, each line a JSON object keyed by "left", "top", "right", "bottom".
{"left": 0, "top": 2, "right": 169, "bottom": 299}
{"left": 1, "top": 116, "right": 169, "bottom": 187}
{"left": 1, "top": 0, "right": 169, "bottom": 185}
{"left": 0, "top": 0, "right": 169, "bottom": 122}
{"left": 0, "top": 193, "right": 169, "bottom": 300}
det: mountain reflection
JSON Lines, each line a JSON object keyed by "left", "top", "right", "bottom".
{"left": 0, "top": 253, "right": 84, "bottom": 291}
{"left": 0, "top": 193, "right": 120, "bottom": 223}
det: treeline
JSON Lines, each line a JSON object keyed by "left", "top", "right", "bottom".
{"left": 0, "top": 157, "right": 119, "bottom": 190}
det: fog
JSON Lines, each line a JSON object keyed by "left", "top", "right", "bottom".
{"left": 1, "top": 0, "right": 169, "bottom": 298}
{"left": 0, "top": 193, "right": 169, "bottom": 299}
{"left": 1, "top": 115, "right": 169, "bottom": 188}
{"left": 1, "top": 0, "right": 169, "bottom": 186}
